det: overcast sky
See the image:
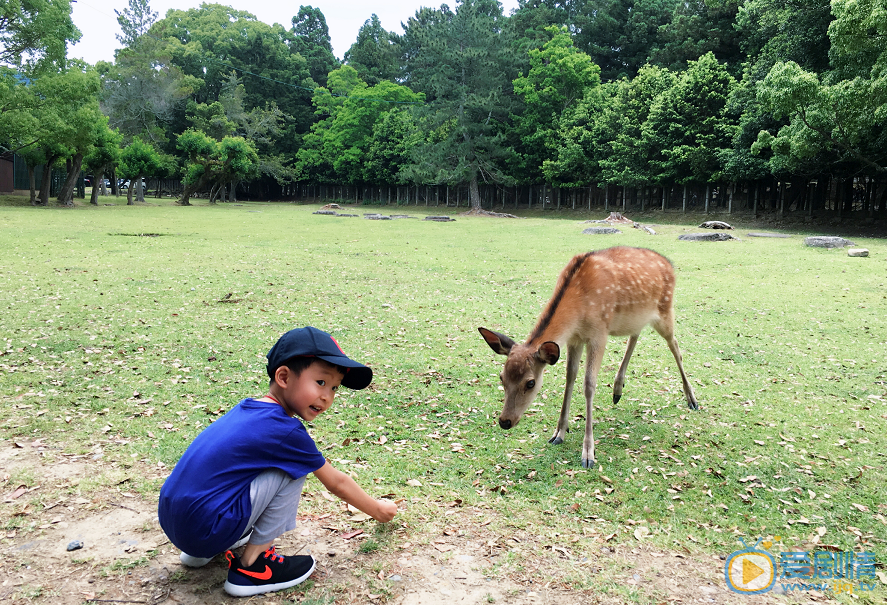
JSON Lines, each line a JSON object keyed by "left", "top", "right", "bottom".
{"left": 68, "top": 0, "right": 521, "bottom": 65}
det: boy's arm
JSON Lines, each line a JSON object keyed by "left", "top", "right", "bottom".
{"left": 313, "top": 461, "right": 397, "bottom": 522}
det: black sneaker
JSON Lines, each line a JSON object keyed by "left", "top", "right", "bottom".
{"left": 223, "top": 547, "right": 316, "bottom": 597}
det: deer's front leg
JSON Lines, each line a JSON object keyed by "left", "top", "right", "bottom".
{"left": 581, "top": 341, "right": 605, "bottom": 468}
{"left": 550, "top": 344, "right": 582, "bottom": 444}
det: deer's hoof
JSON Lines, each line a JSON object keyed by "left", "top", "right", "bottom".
{"left": 688, "top": 399, "right": 699, "bottom": 411}
{"left": 548, "top": 436, "right": 564, "bottom": 445}
{"left": 581, "top": 457, "right": 595, "bottom": 469}
{"left": 613, "top": 393, "right": 622, "bottom": 405}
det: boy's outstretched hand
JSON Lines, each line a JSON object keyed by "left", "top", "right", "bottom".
{"left": 313, "top": 462, "right": 399, "bottom": 523}
{"left": 373, "top": 498, "right": 398, "bottom": 523}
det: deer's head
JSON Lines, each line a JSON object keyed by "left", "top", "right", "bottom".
{"left": 478, "top": 328, "right": 560, "bottom": 429}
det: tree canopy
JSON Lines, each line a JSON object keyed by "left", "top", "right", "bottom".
{"left": 9, "top": 0, "right": 887, "bottom": 213}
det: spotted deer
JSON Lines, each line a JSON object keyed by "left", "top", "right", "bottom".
{"left": 479, "top": 246, "right": 698, "bottom": 468}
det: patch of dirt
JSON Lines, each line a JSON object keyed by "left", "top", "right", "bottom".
{"left": 0, "top": 445, "right": 831, "bottom": 604}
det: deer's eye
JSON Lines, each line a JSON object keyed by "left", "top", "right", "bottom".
{"left": 525, "top": 379, "right": 536, "bottom": 391}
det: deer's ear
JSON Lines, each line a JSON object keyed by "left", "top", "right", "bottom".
{"left": 535, "top": 341, "right": 560, "bottom": 365}
{"left": 478, "top": 327, "right": 515, "bottom": 356}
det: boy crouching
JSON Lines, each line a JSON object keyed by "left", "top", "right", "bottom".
{"left": 159, "top": 326, "right": 397, "bottom": 597}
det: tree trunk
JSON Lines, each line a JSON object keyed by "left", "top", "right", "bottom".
{"left": 28, "top": 165, "right": 37, "bottom": 205}
{"left": 178, "top": 170, "right": 212, "bottom": 206}
{"left": 469, "top": 175, "right": 481, "bottom": 210}
{"left": 136, "top": 176, "right": 145, "bottom": 203}
{"left": 90, "top": 169, "right": 105, "bottom": 205}
{"left": 39, "top": 155, "right": 58, "bottom": 205}
{"left": 208, "top": 183, "right": 220, "bottom": 204}
{"left": 55, "top": 153, "right": 84, "bottom": 206}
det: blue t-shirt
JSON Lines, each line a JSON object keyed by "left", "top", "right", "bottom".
{"left": 158, "top": 398, "right": 326, "bottom": 557}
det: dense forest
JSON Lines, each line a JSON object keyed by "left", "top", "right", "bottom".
{"left": 2, "top": 0, "right": 886, "bottom": 216}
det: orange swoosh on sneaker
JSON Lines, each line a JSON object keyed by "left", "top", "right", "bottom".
{"left": 238, "top": 565, "right": 272, "bottom": 580}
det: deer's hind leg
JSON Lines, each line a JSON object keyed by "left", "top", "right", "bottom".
{"left": 550, "top": 342, "right": 583, "bottom": 445}
{"left": 613, "top": 334, "right": 639, "bottom": 404}
{"left": 652, "top": 312, "right": 698, "bottom": 411}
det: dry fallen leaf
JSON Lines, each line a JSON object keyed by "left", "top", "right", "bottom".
{"left": 406, "top": 479, "right": 422, "bottom": 487}
{"left": 5, "top": 486, "right": 27, "bottom": 501}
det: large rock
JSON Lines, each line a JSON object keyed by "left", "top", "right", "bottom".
{"left": 678, "top": 232, "right": 737, "bottom": 242}
{"left": 699, "top": 221, "right": 733, "bottom": 229}
{"left": 583, "top": 227, "right": 621, "bottom": 235}
{"left": 847, "top": 248, "right": 869, "bottom": 257}
{"left": 804, "top": 236, "right": 855, "bottom": 248}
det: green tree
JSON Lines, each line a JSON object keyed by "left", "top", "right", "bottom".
{"left": 84, "top": 118, "right": 123, "bottom": 205}
{"left": 186, "top": 99, "right": 236, "bottom": 140}
{"left": 736, "top": 0, "right": 832, "bottom": 81}
{"left": 289, "top": 5, "right": 339, "bottom": 87}
{"left": 344, "top": 14, "right": 401, "bottom": 85}
{"left": 753, "top": 0, "right": 887, "bottom": 178}
{"left": 542, "top": 83, "right": 609, "bottom": 187}
{"left": 157, "top": 3, "right": 315, "bottom": 147}
{"left": 0, "top": 66, "right": 39, "bottom": 153}
{"left": 642, "top": 52, "right": 737, "bottom": 186}
{"left": 215, "top": 72, "right": 290, "bottom": 189}
{"left": 119, "top": 137, "right": 164, "bottom": 204}
{"left": 401, "top": 0, "right": 518, "bottom": 211}
{"left": 176, "top": 129, "right": 258, "bottom": 204}
{"left": 0, "top": 0, "right": 80, "bottom": 69}
{"left": 100, "top": 46, "right": 197, "bottom": 147}
{"left": 296, "top": 65, "right": 423, "bottom": 184}
{"left": 597, "top": 64, "right": 676, "bottom": 187}
{"left": 650, "top": 0, "right": 743, "bottom": 75}
{"left": 24, "top": 63, "right": 103, "bottom": 205}
{"left": 512, "top": 25, "right": 600, "bottom": 184}
{"left": 573, "top": 0, "right": 678, "bottom": 81}
{"left": 365, "top": 108, "right": 421, "bottom": 185}
{"left": 115, "top": 0, "right": 157, "bottom": 47}
{"left": 510, "top": 0, "right": 579, "bottom": 50}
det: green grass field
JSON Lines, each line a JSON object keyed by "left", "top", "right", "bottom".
{"left": 1, "top": 194, "right": 885, "bottom": 600}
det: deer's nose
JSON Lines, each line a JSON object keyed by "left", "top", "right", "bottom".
{"left": 499, "top": 418, "right": 512, "bottom": 430}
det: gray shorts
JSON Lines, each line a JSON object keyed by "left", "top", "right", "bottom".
{"left": 242, "top": 469, "right": 307, "bottom": 546}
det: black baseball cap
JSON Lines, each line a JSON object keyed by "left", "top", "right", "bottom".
{"left": 266, "top": 327, "right": 373, "bottom": 390}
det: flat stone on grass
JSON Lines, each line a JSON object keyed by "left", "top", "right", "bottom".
{"left": 847, "top": 248, "right": 869, "bottom": 257}
{"left": 583, "top": 227, "right": 621, "bottom": 235}
{"left": 678, "top": 232, "right": 737, "bottom": 241}
{"left": 804, "top": 236, "right": 855, "bottom": 248}
{"left": 748, "top": 232, "right": 791, "bottom": 238}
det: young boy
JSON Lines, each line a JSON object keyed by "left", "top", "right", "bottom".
{"left": 158, "top": 326, "right": 397, "bottom": 597}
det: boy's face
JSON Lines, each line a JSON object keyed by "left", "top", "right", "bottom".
{"left": 277, "top": 360, "right": 344, "bottom": 422}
